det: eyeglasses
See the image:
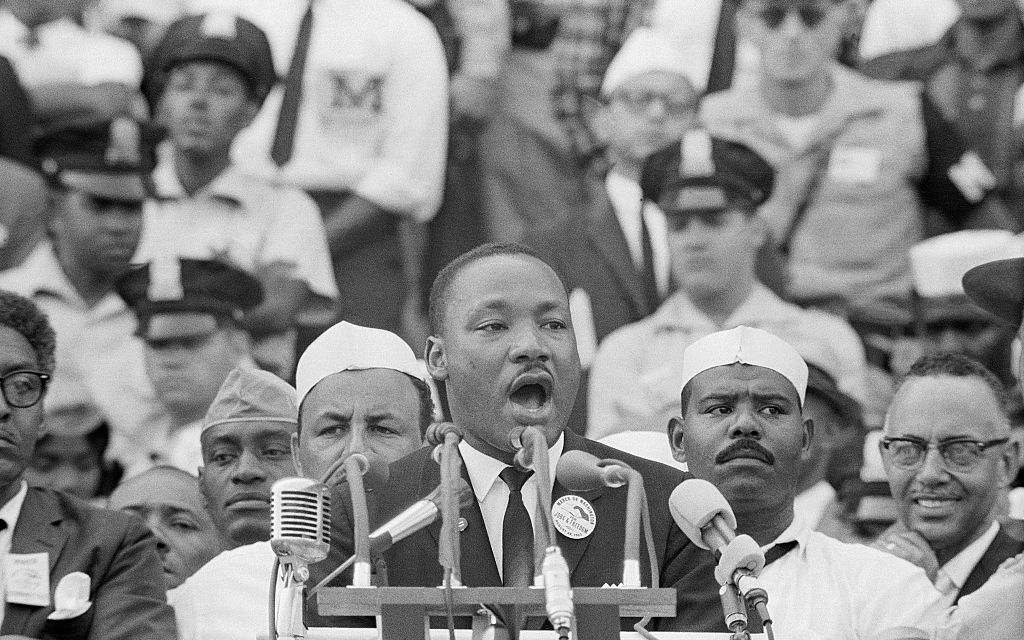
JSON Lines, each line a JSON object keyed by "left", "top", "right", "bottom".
{"left": 755, "top": 3, "right": 835, "bottom": 30}
{"left": 880, "top": 436, "right": 1010, "bottom": 472}
{"left": 0, "top": 370, "right": 49, "bottom": 409}
{"left": 612, "top": 91, "right": 697, "bottom": 118}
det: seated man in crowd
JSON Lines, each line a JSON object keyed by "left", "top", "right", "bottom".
{"left": 589, "top": 141, "right": 865, "bottom": 439}
{"left": 700, "top": 0, "right": 995, "bottom": 316}
{"left": 316, "top": 244, "right": 693, "bottom": 632}
{"left": 170, "top": 321, "right": 431, "bottom": 640}
{"left": 0, "top": 123, "right": 168, "bottom": 478}
{"left": 874, "top": 353, "right": 1022, "bottom": 603}
{"left": 139, "top": 13, "right": 337, "bottom": 375}
{"left": 198, "top": 367, "right": 298, "bottom": 549}
{"left": 108, "top": 466, "right": 222, "bottom": 590}
{"left": 0, "top": 290, "right": 175, "bottom": 638}
{"left": 116, "top": 256, "right": 262, "bottom": 475}
{"left": 662, "top": 326, "right": 943, "bottom": 637}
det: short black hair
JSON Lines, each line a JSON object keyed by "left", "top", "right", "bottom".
{"left": 0, "top": 290, "right": 57, "bottom": 374}
{"left": 296, "top": 372, "right": 434, "bottom": 439}
{"left": 427, "top": 242, "right": 565, "bottom": 335}
{"left": 896, "top": 353, "right": 1010, "bottom": 419}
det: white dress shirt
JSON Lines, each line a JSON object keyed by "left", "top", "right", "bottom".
{"left": 605, "top": 171, "right": 671, "bottom": 299}
{"left": 934, "top": 520, "right": 1001, "bottom": 604}
{"left": 756, "top": 514, "right": 945, "bottom": 639}
{"left": 458, "top": 435, "right": 564, "bottom": 580}
{"left": 0, "top": 481, "right": 30, "bottom": 630}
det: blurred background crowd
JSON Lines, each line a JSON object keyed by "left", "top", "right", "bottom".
{"left": 1, "top": 0, "right": 1024, "bottom": 601}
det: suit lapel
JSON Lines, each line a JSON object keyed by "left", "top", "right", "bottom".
{"left": 956, "top": 527, "right": 1024, "bottom": 603}
{"left": 1, "top": 487, "right": 67, "bottom": 636}
{"left": 555, "top": 432, "right": 603, "bottom": 578}
{"left": 585, "top": 182, "right": 648, "bottom": 317}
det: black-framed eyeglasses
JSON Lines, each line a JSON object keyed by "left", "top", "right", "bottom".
{"left": 880, "top": 436, "right": 1010, "bottom": 472}
{"left": 755, "top": 4, "right": 835, "bottom": 30}
{"left": 0, "top": 371, "right": 49, "bottom": 409}
{"left": 611, "top": 91, "right": 698, "bottom": 119}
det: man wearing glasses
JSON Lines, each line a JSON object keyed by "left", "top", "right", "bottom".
{"left": 875, "top": 353, "right": 1023, "bottom": 605}
{"left": 700, "top": 0, "right": 996, "bottom": 318}
{"left": 0, "top": 289, "right": 175, "bottom": 638}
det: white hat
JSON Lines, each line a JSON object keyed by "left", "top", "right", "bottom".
{"left": 600, "top": 27, "right": 698, "bottom": 97}
{"left": 680, "top": 326, "right": 808, "bottom": 405}
{"left": 295, "top": 321, "right": 425, "bottom": 406}
{"left": 910, "top": 230, "right": 1024, "bottom": 298}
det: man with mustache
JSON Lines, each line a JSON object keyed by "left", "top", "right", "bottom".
{"left": 170, "top": 321, "right": 431, "bottom": 640}
{"left": 873, "top": 354, "right": 1022, "bottom": 604}
{"left": 313, "top": 243, "right": 693, "bottom": 632}
{"left": 662, "top": 326, "right": 944, "bottom": 637}
{"left": 0, "top": 123, "right": 168, "bottom": 481}
{"left": 196, "top": 367, "right": 299, "bottom": 549}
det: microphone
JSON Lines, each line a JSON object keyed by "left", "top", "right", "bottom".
{"left": 367, "top": 478, "right": 472, "bottom": 554}
{"left": 556, "top": 451, "right": 644, "bottom": 587}
{"left": 270, "top": 477, "right": 330, "bottom": 640}
{"left": 669, "top": 479, "right": 773, "bottom": 630}
{"left": 343, "top": 453, "right": 374, "bottom": 586}
{"left": 271, "top": 477, "right": 331, "bottom": 566}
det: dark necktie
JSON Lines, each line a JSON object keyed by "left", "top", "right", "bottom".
{"left": 747, "top": 540, "right": 797, "bottom": 632}
{"left": 499, "top": 467, "right": 534, "bottom": 588}
{"left": 640, "top": 212, "right": 660, "bottom": 312}
{"left": 706, "top": 0, "right": 737, "bottom": 94}
{"left": 271, "top": 1, "right": 315, "bottom": 166}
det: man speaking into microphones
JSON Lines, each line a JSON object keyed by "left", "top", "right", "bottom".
{"left": 313, "top": 243, "right": 694, "bottom": 632}
{"left": 661, "top": 326, "right": 945, "bottom": 638}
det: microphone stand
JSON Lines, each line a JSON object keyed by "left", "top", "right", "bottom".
{"left": 343, "top": 453, "right": 372, "bottom": 587}
{"left": 433, "top": 424, "right": 465, "bottom": 586}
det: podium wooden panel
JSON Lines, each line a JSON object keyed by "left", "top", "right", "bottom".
{"left": 316, "top": 586, "right": 677, "bottom": 640}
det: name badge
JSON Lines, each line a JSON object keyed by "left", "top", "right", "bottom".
{"left": 5, "top": 552, "right": 50, "bottom": 607}
{"left": 828, "top": 146, "right": 881, "bottom": 184}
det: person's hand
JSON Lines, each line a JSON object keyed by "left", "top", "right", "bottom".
{"left": 872, "top": 522, "right": 940, "bottom": 581}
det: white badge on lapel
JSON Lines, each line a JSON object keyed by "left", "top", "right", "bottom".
{"left": 47, "top": 572, "right": 92, "bottom": 620}
{"left": 5, "top": 552, "right": 50, "bottom": 606}
{"left": 551, "top": 495, "right": 596, "bottom": 539}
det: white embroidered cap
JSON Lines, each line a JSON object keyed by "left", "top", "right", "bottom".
{"left": 600, "top": 27, "right": 698, "bottom": 97}
{"left": 680, "top": 326, "right": 808, "bottom": 405}
{"left": 295, "top": 321, "right": 425, "bottom": 406}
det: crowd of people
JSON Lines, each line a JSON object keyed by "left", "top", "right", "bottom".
{"left": 0, "top": 0, "right": 1023, "bottom": 638}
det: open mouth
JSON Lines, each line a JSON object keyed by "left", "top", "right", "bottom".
{"left": 508, "top": 374, "right": 552, "bottom": 412}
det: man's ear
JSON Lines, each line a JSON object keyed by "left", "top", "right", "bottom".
{"left": 425, "top": 335, "right": 448, "bottom": 381}
{"left": 668, "top": 416, "right": 687, "bottom": 465}
{"left": 801, "top": 417, "right": 815, "bottom": 462}
{"left": 581, "top": 94, "right": 610, "bottom": 145}
{"left": 998, "top": 432, "right": 1021, "bottom": 487}
{"left": 290, "top": 431, "right": 304, "bottom": 477}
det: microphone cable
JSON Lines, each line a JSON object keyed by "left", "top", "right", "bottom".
{"left": 633, "top": 487, "right": 662, "bottom": 640}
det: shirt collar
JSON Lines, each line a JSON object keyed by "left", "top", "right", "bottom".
{"left": 939, "top": 520, "right": 1001, "bottom": 590}
{"left": 151, "top": 143, "right": 248, "bottom": 206}
{"left": 0, "top": 481, "right": 29, "bottom": 534}
{"left": 649, "top": 283, "right": 789, "bottom": 332}
{"left": 763, "top": 510, "right": 813, "bottom": 556}
{"left": 12, "top": 242, "right": 82, "bottom": 302}
{"left": 459, "top": 433, "right": 565, "bottom": 504}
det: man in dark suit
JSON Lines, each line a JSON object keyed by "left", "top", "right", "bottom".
{"left": 874, "top": 353, "right": 1023, "bottom": 605}
{"left": 313, "top": 243, "right": 692, "bottom": 632}
{"left": 0, "top": 289, "right": 176, "bottom": 639}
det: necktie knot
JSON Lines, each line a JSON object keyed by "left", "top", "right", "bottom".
{"left": 500, "top": 467, "right": 533, "bottom": 493}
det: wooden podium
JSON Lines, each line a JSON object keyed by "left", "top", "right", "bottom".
{"left": 315, "top": 586, "right": 677, "bottom": 640}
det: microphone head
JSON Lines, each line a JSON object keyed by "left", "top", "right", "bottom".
{"left": 271, "top": 477, "right": 331, "bottom": 564}
{"left": 668, "top": 478, "right": 737, "bottom": 550}
{"left": 426, "top": 422, "right": 464, "bottom": 446}
{"left": 508, "top": 426, "right": 528, "bottom": 450}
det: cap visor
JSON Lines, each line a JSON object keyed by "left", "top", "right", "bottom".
{"left": 141, "top": 313, "right": 219, "bottom": 341}
{"left": 962, "top": 258, "right": 1024, "bottom": 326}
{"left": 59, "top": 171, "right": 147, "bottom": 202}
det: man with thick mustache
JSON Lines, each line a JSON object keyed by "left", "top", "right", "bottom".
{"left": 662, "top": 326, "right": 944, "bottom": 638}
{"left": 315, "top": 243, "right": 693, "bottom": 631}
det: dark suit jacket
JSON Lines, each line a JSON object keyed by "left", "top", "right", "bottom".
{"left": 0, "top": 486, "right": 176, "bottom": 640}
{"left": 309, "top": 429, "right": 695, "bottom": 628}
{"left": 955, "top": 525, "right": 1024, "bottom": 605}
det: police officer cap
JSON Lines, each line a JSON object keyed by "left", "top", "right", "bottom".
{"left": 642, "top": 130, "right": 774, "bottom": 214}
{"left": 963, "top": 257, "right": 1024, "bottom": 326}
{"left": 116, "top": 256, "right": 263, "bottom": 340}
{"left": 37, "top": 121, "right": 156, "bottom": 202}
{"left": 146, "top": 13, "right": 275, "bottom": 108}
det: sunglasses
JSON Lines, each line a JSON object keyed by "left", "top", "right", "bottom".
{"left": 755, "top": 3, "right": 835, "bottom": 30}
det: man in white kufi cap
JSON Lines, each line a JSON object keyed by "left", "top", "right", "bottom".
{"left": 660, "top": 326, "right": 944, "bottom": 637}
{"left": 168, "top": 321, "right": 434, "bottom": 640}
